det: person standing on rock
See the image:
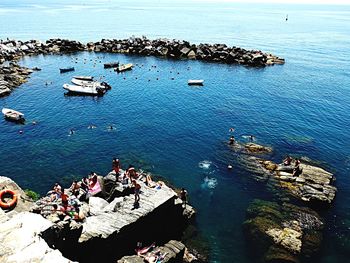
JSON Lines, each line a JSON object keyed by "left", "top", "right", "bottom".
{"left": 132, "top": 180, "right": 141, "bottom": 207}
{"left": 180, "top": 188, "right": 188, "bottom": 207}
{"left": 112, "top": 158, "right": 121, "bottom": 175}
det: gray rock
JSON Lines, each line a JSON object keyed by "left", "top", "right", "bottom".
{"left": 88, "top": 196, "right": 109, "bottom": 215}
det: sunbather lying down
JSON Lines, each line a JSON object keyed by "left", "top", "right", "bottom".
{"left": 141, "top": 251, "right": 167, "bottom": 263}
{"left": 136, "top": 242, "right": 156, "bottom": 256}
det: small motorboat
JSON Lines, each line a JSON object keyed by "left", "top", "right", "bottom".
{"left": 2, "top": 108, "right": 25, "bottom": 122}
{"left": 73, "top": 76, "right": 94, "bottom": 81}
{"left": 188, "top": 79, "right": 204, "bottom": 86}
{"left": 115, "top": 63, "right": 133, "bottom": 73}
{"left": 71, "top": 78, "right": 112, "bottom": 90}
{"left": 104, "top": 62, "right": 119, "bottom": 68}
{"left": 63, "top": 84, "right": 106, "bottom": 96}
{"left": 60, "top": 67, "right": 75, "bottom": 73}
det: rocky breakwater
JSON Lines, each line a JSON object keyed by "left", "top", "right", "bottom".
{"left": 31, "top": 170, "right": 196, "bottom": 263}
{"left": 90, "top": 36, "right": 285, "bottom": 66}
{"left": 0, "top": 176, "right": 73, "bottom": 263}
{"left": 243, "top": 199, "right": 324, "bottom": 263}
{"left": 0, "top": 39, "right": 85, "bottom": 97}
{"left": 0, "top": 62, "right": 35, "bottom": 97}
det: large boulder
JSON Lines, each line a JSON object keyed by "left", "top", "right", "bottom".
{"left": 243, "top": 200, "right": 324, "bottom": 262}
{"left": 0, "top": 212, "right": 74, "bottom": 263}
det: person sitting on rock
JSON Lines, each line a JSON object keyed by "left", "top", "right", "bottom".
{"left": 88, "top": 172, "right": 98, "bottom": 189}
{"left": 69, "top": 180, "right": 80, "bottom": 195}
{"left": 50, "top": 182, "right": 62, "bottom": 201}
{"left": 292, "top": 159, "right": 302, "bottom": 177}
{"left": 283, "top": 156, "right": 292, "bottom": 166}
{"left": 229, "top": 136, "right": 235, "bottom": 145}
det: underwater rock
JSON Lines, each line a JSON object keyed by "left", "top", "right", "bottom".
{"left": 243, "top": 199, "right": 324, "bottom": 262}
{"left": 245, "top": 143, "right": 273, "bottom": 154}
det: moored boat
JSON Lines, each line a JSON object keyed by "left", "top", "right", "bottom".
{"left": 71, "top": 78, "right": 112, "bottom": 90}
{"left": 115, "top": 63, "right": 133, "bottom": 73}
{"left": 104, "top": 62, "right": 119, "bottom": 68}
{"left": 63, "top": 83, "right": 106, "bottom": 96}
{"left": 188, "top": 79, "right": 204, "bottom": 85}
{"left": 2, "top": 108, "right": 25, "bottom": 122}
{"left": 59, "top": 67, "right": 75, "bottom": 73}
{"left": 73, "top": 76, "right": 94, "bottom": 81}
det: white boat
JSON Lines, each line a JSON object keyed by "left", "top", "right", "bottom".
{"left": 63, "top": 84, "right": 105, "bottom": 96}
{"left": 2, "top": 108, "right": 25, "bottom": 122}
{"left": 115, "top": 63, "right": 133, "bottom": 73}
{"left": 188, "top": 79, "right": 204, "bottom": 85}
{"left": 73, "top": 76, "right": 94, "bottom": 81}
{"left": 71, "top": 78, "right": 111, "bottom": 90}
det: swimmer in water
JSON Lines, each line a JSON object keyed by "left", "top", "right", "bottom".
{"left": 229, "top": 128, "right": 235, "bottom": 132}
{"left": 69, "top": 129, "right": 75, "bottom": 135}
{"left": 32, "top": 121, "right": 37, "bottom": 125}
{"left": 88, "top": 125, "right": 96, "bottom": 129}
{"left": 249, "top": 135, "right": 255, "bottom": 142}
{"left": 107, "top": 125, "right": 115, "bottom": 130}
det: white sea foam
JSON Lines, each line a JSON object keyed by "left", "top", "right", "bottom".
{"left": 198, "top": 160, "right": 212, "bottom": 170}
{"left": 202, "top": 176, "right": 218, "bottom": 189}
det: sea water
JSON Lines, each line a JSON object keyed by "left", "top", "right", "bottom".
{"left": 1, "top": 1, "right": 350, "bottom": 262}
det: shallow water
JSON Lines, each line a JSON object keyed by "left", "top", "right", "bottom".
{"left": 1, "top": 1, "right": 350, "bottom": 262}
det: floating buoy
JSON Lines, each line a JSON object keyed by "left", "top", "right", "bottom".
{"left": 0, "top": 189, "right": 17, "bottom": 209}
{"left": 227, "top": 165, "right": 233, "bottom": 169}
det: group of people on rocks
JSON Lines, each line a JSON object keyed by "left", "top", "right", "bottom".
{"left": 283, "top": 156, "right": 302, "bottom": 176}
{"left": 135, "top": 242, "right": 168, "bottom": 263}
{"left": 46, "top": 171, "right": 101, "bottom": 221}
{"left": 112, "top": 157, "right": 188, "bottom": 208}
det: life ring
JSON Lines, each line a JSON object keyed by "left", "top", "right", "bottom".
{"left": 0, "top": 189, "right": 17, "bottom": 209}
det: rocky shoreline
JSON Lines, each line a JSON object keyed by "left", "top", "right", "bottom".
{"left": 0, "top": 169, "right": 201, "bottom": 263}
{"left": 230, "top": 141, "right": 337, "bottom": 263}
{"left": 0, "top": 37, "right": 284, "bottom": 97}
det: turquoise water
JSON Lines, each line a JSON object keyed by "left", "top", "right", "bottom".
{"left": 1, "top": 1, "right": 350, "bottom": 262}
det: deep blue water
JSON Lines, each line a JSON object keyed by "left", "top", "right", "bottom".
{"left": 1, "top": 1, "right": 350, "bottom": 262}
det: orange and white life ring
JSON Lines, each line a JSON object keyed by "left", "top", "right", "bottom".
{"left": 0, "top": 189, "right": 17, "bottom": 209}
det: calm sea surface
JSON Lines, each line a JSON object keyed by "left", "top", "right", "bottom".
{"left": 1, "top": 1, "right": 350, "bottom": 262}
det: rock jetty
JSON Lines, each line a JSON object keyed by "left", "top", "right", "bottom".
{"left": 244, "top": 199, "right": 324, "bottom": 263}
{"left": 0, "top": 167, "right": 197, "bottom": 263}
{"left": 0, "top": 37, "right": 284, "bottom": 97}
{"left": 257, "top": 158, "right": 336, "bottom": 205}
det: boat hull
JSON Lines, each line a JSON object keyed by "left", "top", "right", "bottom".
{"left": 63, "top": 84, "right": 105, "bottom": 96}
{"left": 71, "top": 78, "right": 111, "bottom": 90}
{"left": 60, "top": 67, "right": 75, "bottom": 73}
{"left": 115, "top": 63, "right": 133, "bottom": 72}
{"left": 188, "top": 80, "right": 204, "bottom": 85}
{"left": 2, "top": 108, "right": 25, "bottom": 123}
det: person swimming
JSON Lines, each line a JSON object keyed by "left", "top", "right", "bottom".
{"left": 88, "top": 125, "right": 96, "bottom": 129}
{"left": 69, "top": 129, "right": 75, "bottom": 135}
